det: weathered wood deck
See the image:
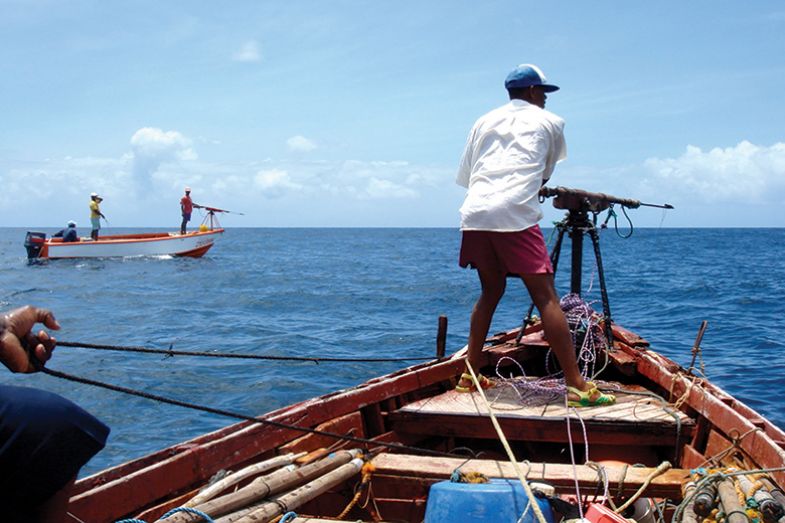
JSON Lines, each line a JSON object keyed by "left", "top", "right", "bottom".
{"left": 389, "top": 380, "right": 694, "bottom": 448}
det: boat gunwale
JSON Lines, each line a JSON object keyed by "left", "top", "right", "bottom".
{"left": 69, "top": 352, "right": 468, "bottom": 519}
{"left": 621, "top": 342, "right": 785, "bottom": 489}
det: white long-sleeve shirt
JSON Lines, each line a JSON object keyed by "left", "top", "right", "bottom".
{"left": 457, "top": 99, "right": 567, "bottom": 231}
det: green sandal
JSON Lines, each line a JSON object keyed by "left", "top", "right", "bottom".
{"left": 455, "top": 372, "right": 494, "bottom": 393}
{"left": 566, "top": 382, "right": 616, "bottom": 407}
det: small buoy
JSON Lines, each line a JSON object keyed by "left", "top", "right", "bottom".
{"left": 199, "top": 224, "right": 208, "bottom": 232}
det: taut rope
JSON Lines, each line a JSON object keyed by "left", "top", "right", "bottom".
{"left": 57, "top": 340, "right": 436, "bottom": 363}
{"left": 39, "top": 365, "right": 461, "bottom": 459}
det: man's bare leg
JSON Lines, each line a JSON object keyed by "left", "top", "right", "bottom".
{"left": 520, "top": 273, "right": 597, "bottom": 397}
{"left": 465, "top": 267, "right": 507, "bottom": 373}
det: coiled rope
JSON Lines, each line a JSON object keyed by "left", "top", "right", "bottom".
{"left": 601, "top": 204, "right": 634, "bottom": 239}
{"left": 115, "top": 506, "right": 215, "bottom": 523}
{"left": 494, "top": 294, "right": 613, "bottom": 406}
{"left": 560, "top": 293, "right": 610, "bottom": 380}
{"left": 336, "top": 462, "right": 375, "bottom": 519}
{"left": 672, "top": 467, "right": 785, "bottom": 523}
{"left": 57, "top": 340, "right": 436, "bottom": 363}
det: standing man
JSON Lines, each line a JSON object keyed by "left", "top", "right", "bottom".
{"left": 89, "top": 192, "right": 106, "bottom": 240}
{"left": 455, "top": 63, "right": 615, "bottom": 407}
{"left": 180, "top": 187, "right": 201, "bottom": 235}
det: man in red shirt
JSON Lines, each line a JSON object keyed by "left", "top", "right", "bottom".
{"left": 180, "top": 187, "right": 201, "bottom": 234}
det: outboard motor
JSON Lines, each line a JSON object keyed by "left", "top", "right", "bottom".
{"left": 24, "top": 232, "right": 47, "bottom": 260}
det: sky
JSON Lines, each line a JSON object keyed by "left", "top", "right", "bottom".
{"left": 2, "top": 1, "right": 785, "bottom": 228}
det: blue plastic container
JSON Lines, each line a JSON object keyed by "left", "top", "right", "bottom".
{"left": 424, "top": 478, "right": 555, "bottom": 523}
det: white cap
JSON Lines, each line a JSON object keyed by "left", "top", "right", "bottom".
{"left": 185, "top": 186, "right": 191, "bottom": 192}
{"left": 90, "top": 192, "right": 98, "bottom": 197}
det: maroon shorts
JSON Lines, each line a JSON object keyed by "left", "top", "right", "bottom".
{"left": 459, "top": 225, "right": 553, "bottom": 275}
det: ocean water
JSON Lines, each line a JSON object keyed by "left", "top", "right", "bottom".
{"left": 0, "top": 226, "right": 783, "bottom": 477}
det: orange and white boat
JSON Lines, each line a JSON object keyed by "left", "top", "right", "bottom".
{"left": 24, "top": 207, "right": 232, "bottom": 260}
{"left": 24, "top": 228, "right": 223, "bottom": 260}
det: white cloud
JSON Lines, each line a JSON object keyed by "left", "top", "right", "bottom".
{"left": 3, "top": 137, "right": 782, "bottom": 226}
{"left": 248, "top": 159, "right": 442, "bottom": 200}
{"left": 130, "top": 127, "right": 195, "bottom": 161}
{"left": 361, "top": 177, "right": 419, "bottom": 199}
{"left": 314, "top": 160, "right": 422, "bottom": 199}
{"left": 332, "top": 160, "right": 442, "bottom": 199}
{"left": 130, "top": 127, "right": 196, "bottom": 192}
{"left": 1, "top": 157, "right": 128, "bottom": 204}
{"left": 641, "top": 141, "right": 785, "bottom": 204}
{"left": 287, "top": 135, "right": 317, "bottom": 152}
{"left": 232, "top": 40, "right": 261, "bottom": 62}
{"left": 546, "top": 140, "right": 785, "bottom": 226}
{"left": 254, "top": 168, "right": 303, "bottom": 198}
{"left": 0, "top": 155, "right": 134, "bottom": 226}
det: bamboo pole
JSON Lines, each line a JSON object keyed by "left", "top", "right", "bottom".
{"left": 288, "top": 519, "right": 390, "bottom": 523}
{"left": 737, "top": 474, "right": 784, "bottom": 523}
{"left": 291, "top": 517, "right": 392, "bottom": 523}
{"left": 185, "top": 453, "right": 305, "bottom": 507}
{"left": 717, "top": 479, "right": 748, "bottom": 523}
{"left": 219, "top": 458, "right": 364, "bottom": 523}
{"left": 680, "top": 482, "right": 699, "bottom": 523}
{"left": 296, "top": 448, "right": 330, "bottom": 465}
{"left": 759, "top": 477, "right": 785, "bottom": 507}
{"left": 159, "top": 450, "right": 361, "bottom": 523}
{"left": 692, "top": 482, "right": 718, "bottom": 518}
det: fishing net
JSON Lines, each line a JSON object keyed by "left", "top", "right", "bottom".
{"left": 559, "top": 292, "right": 609, "bottom": 379}
{"left": 493, "top": 293, "right": 609, "bottom": 406}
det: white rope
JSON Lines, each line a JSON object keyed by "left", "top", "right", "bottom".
{"left": 466, "top": 361, "right": 550, "bottom": 523}
{"left": 565, "top": 399, "right": 588, "bottom": 520}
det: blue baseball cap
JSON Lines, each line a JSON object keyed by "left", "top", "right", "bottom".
{"left": 504, "top": 64, "right": 559, "bottom": 92}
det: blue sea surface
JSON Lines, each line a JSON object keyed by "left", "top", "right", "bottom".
{"left": 1, "top": 226, "right": 784, "bottom": 477}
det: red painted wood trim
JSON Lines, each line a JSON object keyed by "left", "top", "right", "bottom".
{"left": 632, "top": 346, "right": 785, "bottom": 488}
{"left": 71, "top": 356, "right": 467, "bottom": 520}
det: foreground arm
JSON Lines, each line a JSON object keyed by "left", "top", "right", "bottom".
{"left": 0, "top": 306, "right": 61, "bottom": 373}
{"left": 0, "top": 306, "right": 111, "bottom": 521}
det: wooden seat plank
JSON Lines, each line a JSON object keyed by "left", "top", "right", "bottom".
{"left": 389, "top": 381, "right": 693, "bottom": 446}
{"left": 371, "top": 453, "right": 688, "bottom": 499}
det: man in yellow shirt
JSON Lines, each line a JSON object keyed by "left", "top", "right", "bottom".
{"left": 89, "top": 193, "right": 106, "bottom": 240}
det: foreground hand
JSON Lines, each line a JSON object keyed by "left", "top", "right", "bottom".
{"left": 0, "top": 306, "right": 60, "bottom": 373}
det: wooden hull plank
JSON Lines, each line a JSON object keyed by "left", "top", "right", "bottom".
{"left": 629, "top": 344, "right": 785, "bottom": 488}
{"left": 71, "top": 357, "right": 467, "bottom": 520}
